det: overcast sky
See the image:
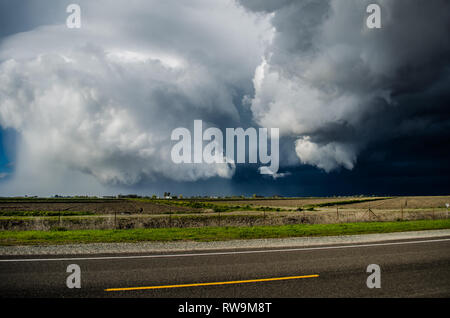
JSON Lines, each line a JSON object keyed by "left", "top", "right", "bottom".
{"left": 0, "top": 0, "right": 449, "bottom": 197}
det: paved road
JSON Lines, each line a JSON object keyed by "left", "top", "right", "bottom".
{"left": 1, "top": 237, "right": 449, "bottom": 298}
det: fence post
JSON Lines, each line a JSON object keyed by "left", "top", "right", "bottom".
{"left": 114, "top": 212, "right": 117, "bottom": 229}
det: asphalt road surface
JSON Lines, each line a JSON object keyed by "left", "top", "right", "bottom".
{"left": 1, "top": 236, "right": 449, "bottom": 298}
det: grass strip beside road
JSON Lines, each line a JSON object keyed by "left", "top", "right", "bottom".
{"left": 0, "top": 219, "right": 449, "bottom": 246}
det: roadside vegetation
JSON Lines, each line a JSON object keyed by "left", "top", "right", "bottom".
{"left": 1, "top": 219, "right": 449, "bottom": 246}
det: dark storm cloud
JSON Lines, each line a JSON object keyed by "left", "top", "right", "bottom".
{"left": 240, "top": 0, "right": 450, "bottom": 172}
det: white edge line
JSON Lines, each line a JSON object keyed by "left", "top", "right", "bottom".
{"left": 1, "top": 237, "right": 449, "bottom": 263}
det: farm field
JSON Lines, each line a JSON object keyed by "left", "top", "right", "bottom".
{"left": 336, "top": 196, "right": 450, "bottom": 209}
{"left": 0, "top": 198, "right": 198, "bottom": 215}
{"left": 0, "top": 196, "right": 448, "bottom": 233}
{"left": 3, "top": 196, "right": 447, "bottom": 213}
{"left": 216, "top": 197, "right": 387, "bottom": 208}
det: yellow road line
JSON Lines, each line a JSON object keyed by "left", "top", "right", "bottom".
{"left": 105, "top": 274, "right": 319, "bottom": 292}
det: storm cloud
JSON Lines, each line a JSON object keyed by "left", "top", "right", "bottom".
{"left": 0, "top": 0, "right": 449, "bottom": 196}
{"left": 240, "top": 0, "right": 450, "bottom": 171}
{"left": 0, "top": 0, "right": 272, "bottom": 193}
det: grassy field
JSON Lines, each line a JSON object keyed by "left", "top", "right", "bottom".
{"left": 0, "top": 219, "right": 449, "bottom": 246}
{"left": 132, "top": 198, "right": 289, "bottom": 212}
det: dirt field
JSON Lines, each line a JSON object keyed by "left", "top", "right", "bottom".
{"left": 1, "top": 196, "right": 448, "bottom": 214}
{"left": 0, "top": 199, "right": 198, "bottom": 214}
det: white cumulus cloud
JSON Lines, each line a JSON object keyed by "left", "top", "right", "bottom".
{"left": 0, "top": 0, "right": 272, "bottom": 194}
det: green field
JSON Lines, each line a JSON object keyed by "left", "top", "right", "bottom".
{"left": 0, "top": 219, "right": 449, "bottom": 246}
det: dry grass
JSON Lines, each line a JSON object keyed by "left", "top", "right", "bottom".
{"left": 217, "top": 197, "right": 384, "bottom": 208}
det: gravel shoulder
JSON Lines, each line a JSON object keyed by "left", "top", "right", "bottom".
{"left": 1, "top": 229, "right": 449, "bottom": 256}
